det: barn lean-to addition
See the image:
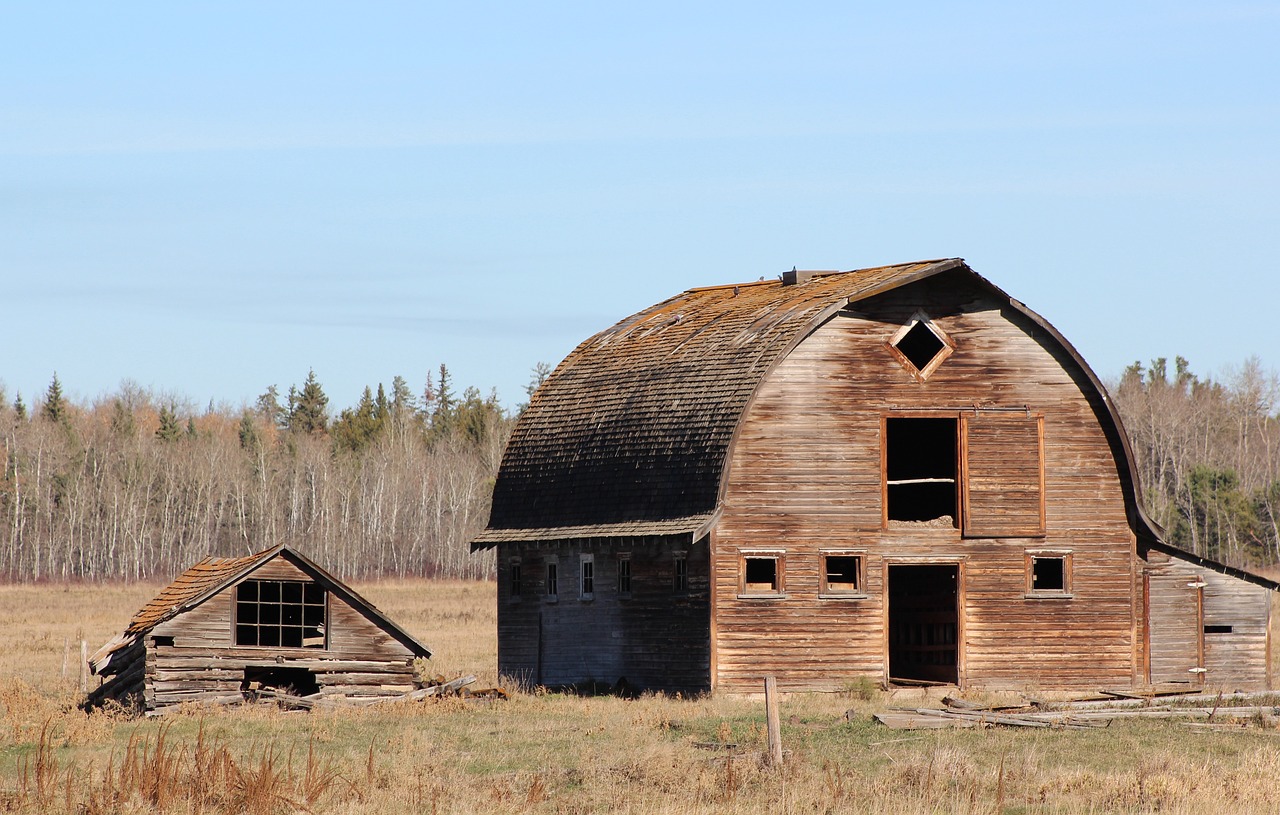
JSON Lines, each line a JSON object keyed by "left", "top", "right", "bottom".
{"left": 473, "top": 259, "right": 1277, "bottom": 694}
{"left": 88, "top": 544, "right": 430, "bottom": 713}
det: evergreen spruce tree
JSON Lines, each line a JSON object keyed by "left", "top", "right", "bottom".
{"left": 238, "top": 411, "right": 261, "bottom": 452}
{"left": 156, "top": 404, "right": 183, "bottom": 442}
{"left": 186, "top": 417, "right": 198, "bottom": 438}
{"left": 41, "top": 373, "right": 67, "bottom": 424}
{"left": 256, "top": 385, "right": 286, "bottom": 429}
{"left": 332, "top": 386, "right": 381, "bottom": 453}
{"left": 13, "top": 394, "right": 26, "bottom": 421}
{"left": 288, "top": 369, "right": 329, "bottom": 435}
{"left": 110, "top": 399, "right": 136, "bottom": 438}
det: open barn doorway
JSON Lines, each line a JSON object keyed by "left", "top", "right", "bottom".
{"left": 888, "top": 564, "right": 959, "bottom": 685}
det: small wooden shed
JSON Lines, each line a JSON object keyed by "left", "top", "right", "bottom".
{"left": 88, "top": 544, "right": 430, "bottom": 713}
{"left": 473, "top": 259, "right": 1278, "bottom": 694}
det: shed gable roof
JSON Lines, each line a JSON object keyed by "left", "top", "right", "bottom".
{"left": 476, "top": 259, "right": 970, "bottom": 545}
{"left": 92, "top": 545, "right": 430, "bottom": 674}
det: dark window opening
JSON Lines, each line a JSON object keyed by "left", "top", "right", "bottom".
{"left": 235, "top": 580, "right": 326, "bottom": 649}
{"left": 546, "top": 562, "right": 558, "bottom": 598}
{"left": 510, "top": 561, "right": 522, "bottom": 597}
{"left": 580, "top": 557, "right": 594, "bottom": 599}
{"left": 673, "top": 555, "right": 688, "bottom": 592}
{"left": 242, "top": 666, "right": 320, "bottom": 697}
{"left": 886, "top": 418, "right": 957, "bottom": 524}
{"left": 823, "top": 555, "right": 863, "bottom": 594}
{"left": 743, "top": 556, "right": 781, "bottom": 594}
{"left": 1030, "top": 556, "right": 1066, "bottom": 593}
{"left": 894, "top": 320, "right": 946, "bottom": 373}
{"left": 152, "top": 636, "right": 174, "bottom": 647}
{"left": 616, "top": 557, "right": 632, "bottom": 595}
{"left": 1204, "top": 624, "right": 1234, "bottom": 634}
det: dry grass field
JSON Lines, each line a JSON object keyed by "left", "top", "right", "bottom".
{"left": 4, "top": 581, "right": 1280, "bottom": 814}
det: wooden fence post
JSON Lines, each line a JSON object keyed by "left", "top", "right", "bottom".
{"left": 764, "top": 676, "right": 783, "bottom": 766}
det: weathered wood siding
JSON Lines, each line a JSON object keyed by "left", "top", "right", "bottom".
{"left": 496, "top": 537, "right": 710, "bottom": 692}
{"left": 142, "top": 557, "right": 419, "bottom": 711}
{"left": 1145, "top": 550, "right": 1271, "bottom": 690}
{"left": 715, "top": 274, "right": 1138, "bottom": 691}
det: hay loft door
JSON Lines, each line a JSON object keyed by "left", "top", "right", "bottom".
{"left": 888, "top": 564, "right": 960, "bottom": 685}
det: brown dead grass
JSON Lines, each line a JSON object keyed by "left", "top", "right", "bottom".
{"left": 4, "top": 580, "right": 1280, "bottom": 814}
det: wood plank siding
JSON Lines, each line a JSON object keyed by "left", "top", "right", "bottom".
{"left": 715, "top": 276, "right": 1138, "bottom": 692}
{"left": 496, "top": 538, "right": 710, "bottom": 692}
{"left": 90, "top": 547, "right": 430, "bottom": 713}
{"left": 1144, "top": 549, "right": 1271, "bottom": 690}
{"left": 477, "top": 260, "right": 1276, "bottom": 694}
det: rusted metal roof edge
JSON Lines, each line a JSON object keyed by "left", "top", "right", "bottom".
{"left": 470, "top": 514, "right": 716, "bottom": 550}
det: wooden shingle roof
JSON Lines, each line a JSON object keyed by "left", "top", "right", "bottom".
{"left": 475, "top": 259, "right": 970, "bottom": 545}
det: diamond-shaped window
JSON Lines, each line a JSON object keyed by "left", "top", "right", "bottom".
{"left": 888, "top": 313, "right": 952, "bottom": 381}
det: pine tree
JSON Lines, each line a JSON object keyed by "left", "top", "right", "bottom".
{"left": 332, "top": 386, "right": 382, "bottom": 453}
{"left": 41, "top": 373, "right": 67, "bottom": 424}
{"left": 13, "top": 394, "right": 26, "bottom": 421}
{"left": 156, "top": 404, "right": 183, "bottom": 441}
{"left": 256, "top": 385, "right": 285, "bottom": 429}
{"left": 287, "top": 370, "right": 329, "bottom": 435}
{"left": 238, "top": 411, "right": 261, "bottom": 452}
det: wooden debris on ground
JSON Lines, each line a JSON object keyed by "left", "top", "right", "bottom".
{"left": 873, "top": 689, "right": 1280, "bottom": 731}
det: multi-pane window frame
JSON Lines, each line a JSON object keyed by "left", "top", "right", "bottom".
{"left": 234, "top": 579, "right": 327, "bottom": 649}
{"left": 616, "top": 552, "right": 632, "bottom": 598}
{"left": 580, "top": 553, "right": 594, "bottom": 601}
{"left": 545, "top": 558, "right": 559, "bottom": 603}
{"left": 1025, "top": 549, "right": 1073, "bottom": 599}
{"left": 738, "top": 549, "right": 786, "bottom": 599}
{"left": 672, "top": 550, "right": 689, "bottom": 594}
{"left": 819, "top": 550, "right": 868, "bottom": 599}
{"left": 508, "top": 556, "right": 523, "bottom": 603}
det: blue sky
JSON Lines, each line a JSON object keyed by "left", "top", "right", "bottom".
{"left": 3, "top": 2, "right": 1278, "bottom": 412}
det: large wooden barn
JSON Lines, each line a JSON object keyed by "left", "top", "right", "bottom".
{"left": 88, "top": 544, "right": 430, "bottom": 713}
{"left": 473, "top": 259, "right": 1278, "bottom": 694}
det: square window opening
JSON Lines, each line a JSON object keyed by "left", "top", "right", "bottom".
{"left": 235, "top": 579, "right": 327, "bottom": 649}
{"left": 1030, "top": 556, "right": 1067, "bottom": 593}
{"left": 823, "top": 555, "right": 863, "bottom": 594}
{"left": 742, "top": 556, "right": 781, "bottom": 595}
{"left": 886, "top": 417, "right": 958, "bottom": 525}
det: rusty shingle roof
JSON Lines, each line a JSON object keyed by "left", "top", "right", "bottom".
{"left": 476, "top": 259, "right": 964, "bottom": 545}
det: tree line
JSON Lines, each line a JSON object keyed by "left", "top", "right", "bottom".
{"left": 1111, "top": 357, "right": 1280, "bottom": 570}
{"left": 0, "top": 366, "right": 522, "bottom": 582}
{"left": 2, "top": 356, "right": 1278, "bottom": 583}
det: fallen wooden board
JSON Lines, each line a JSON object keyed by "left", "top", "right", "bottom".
{"left": 875, "top": 711, "right": 976, "bottom": 730}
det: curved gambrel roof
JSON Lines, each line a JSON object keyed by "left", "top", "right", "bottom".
{"left": 474, "top": 258, "right": 1162, "bottom": 547}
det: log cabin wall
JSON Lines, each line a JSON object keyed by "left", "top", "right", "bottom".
{"left": 142, "top": 556, "right": 420, "bottom": 711}
{"left": 496, "top": 537, "right": 710, "bottom": 692}
{"left": 715, "top": 272, "right": 1139, "bottom": 692}
{"left": 1144, "top": 549, "right": 1271, "bottom": 690}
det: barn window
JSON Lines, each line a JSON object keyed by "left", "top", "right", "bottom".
{"left": 580, "top": 554, "right": 594, "bottom": 600}
{"left": 820, "top": 553, "right": 865, "bottom": 597}
{"left": 740, "top": 553, "right": 784, "bottom": 597}
{"left": 546, "top": 560, "right": 559, "bottom": 600}
{"left": 1026, "top": 552, "right": 1071, "bottom": 597}
{"left": 885, "top": 417, "right": 958, "bottom": 526}
{"left": 673, "top": 552, "right": 688, "bottom": 593}
{"left": 509, "top": 558, "right": 522, "bottom": 600}
{"left": 887, "top": 312, "right": 953, "bottom": 381}
{"left": 235, "top": 580, "right": 326, "bottom": 649}
{"left": 616, "top": 553, "right": 632, "bottom": 597}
